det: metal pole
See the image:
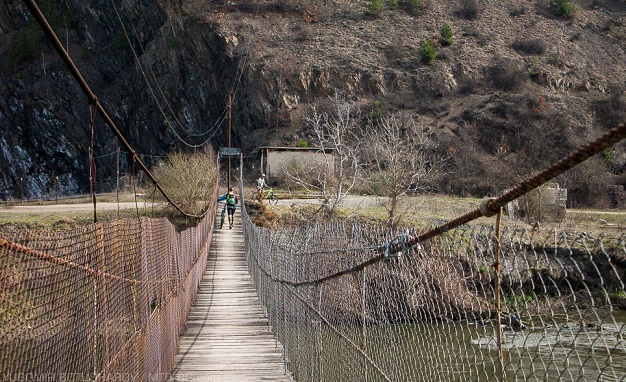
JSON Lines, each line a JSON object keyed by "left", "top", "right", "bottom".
{"left": 89, "top": 103, "right": 97, "bottom": 223}
{"left": 494, "top": 207, "right": 505, "bottom": 382}
{"left": 240, "top": 152, "right": 244, "bottom": 205}
{"left": 116, "top": 144, "right": 120, "bottom": 202}
{"left": 20, "top": 177, "right": 23, "bottom": 204}
{"left": 55, "top": 176, "right": 59, "bottom": 204}
{"left": 362, "top": 269, "right": 368, "bottom": 382}
{"left": 227, "top": 91, "right": 232, "bottom": 191}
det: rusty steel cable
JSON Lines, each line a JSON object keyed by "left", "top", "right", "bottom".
{"left": 21, "top": 0, "right": 208, "bottom": 219}
{"left": 0, "top": 237, "right": 138, "bottom": 284}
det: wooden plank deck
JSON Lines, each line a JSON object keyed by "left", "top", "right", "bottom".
{"left": 169, "top": 210, "right": 291, "bottom": 382}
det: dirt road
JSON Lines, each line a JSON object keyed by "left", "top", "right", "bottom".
{"left": 0, "top": 202, "right": 159, "bottom": 214}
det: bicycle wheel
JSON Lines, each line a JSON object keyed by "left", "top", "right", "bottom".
{"left": 268, "top": 194, "right": 278, "bottom": 205}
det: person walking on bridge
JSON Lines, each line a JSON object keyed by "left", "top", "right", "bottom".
{"left": 217, "top": 187, "right": 239, "bottom": 229}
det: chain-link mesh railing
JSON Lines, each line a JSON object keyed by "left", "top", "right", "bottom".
{"left": 242, "top": 201, "right": 626, "bottom": 381}
{"left": 1, "top": 191, "right": 217, "bottom": 381}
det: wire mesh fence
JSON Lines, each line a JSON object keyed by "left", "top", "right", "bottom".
{"left": 241, "top": 203, "right": 626, "bottom": 381}
{"left": 0, "top": 198, "right": 217, "bottom": 382}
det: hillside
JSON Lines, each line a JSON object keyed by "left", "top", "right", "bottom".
{"left": 0, "top": 0, "right": 625, "bottom": 206}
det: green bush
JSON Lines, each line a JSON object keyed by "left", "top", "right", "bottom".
{"left": 365, "top": 0, "right": 383, "bottom": 15}
{"left": 410, "top": 0, "right": 425, "bottom": 15}
{"left": 113, "top": 29, "right": 132, "bottom": 62}
{"left": 419, "top": 38, "right": 437, "bottom": 64}
{"left": 7, "top": 29, "right": 41, "bottom": 70}
{"left": 389, "top": 0, "right": 399, "bottom": 11}
{"left": 439, "top": 23, "right": 453, "bottom": 46}
{"left": 550, "top": 0, "right": 573, "bottom": 17}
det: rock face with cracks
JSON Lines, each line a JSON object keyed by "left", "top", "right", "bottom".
{"left": 0, "top": 0, "right": 625, "bottom": 204}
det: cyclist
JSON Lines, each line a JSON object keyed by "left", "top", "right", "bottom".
{"left": 217, "top": 188, "right": 239, "bottom": 229}
{"left": 257, "top": 173, "right": 268, "bottom": 198}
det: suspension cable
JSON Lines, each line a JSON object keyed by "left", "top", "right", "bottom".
{"left": 108, "top": 0, "right": 226, "bottom": 147}
{"left": 22, "top": 0, "right": 204, "bottom": 218}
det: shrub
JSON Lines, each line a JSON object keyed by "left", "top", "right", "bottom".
{"left": 550, "top": 0, "right": 574, "bottom": 18}
{"left": 152, "top": 148, "right": 218, "bottom": 216}
{"left": 419, "top": 38, "right": 437, "bottom": 64}
{"left": 487, "top": 59, "right": 527, "bottom": 91}
{"left": 592, "top": 85, "right": 626, "bottom": 129}
{"left": 511, "top": 38, "right": 547, "bottom": 55}
{"left": 458, "top": 0, "right": 480, "bottom": 20}
{"left": 389, "top": 0, "right": 399, "bottom": 11}
{"left": 7, "top": 30, "right": 41, "bottom": 70}
{"left": 237, "top": 1, "right": 257, "bottom": 12}
{"left": 457, "top": 75, "right": 481, "bottom": 95}
{"left": 409, "top": 0, "right": 428, "bottom": 15}
{"left": 6, "top": 12, "right": 49, "bottom": 71}
{"left": 439, "top": 23, "right": 453, "bottom": 46}
{"left": 509, "top": 6, "right": 527, "bottom": 17}
{"left": 365, "top": 0, "right": 383, "bottom": 15}
{"left": 369, "top": 100, "right": 384, "bottom": 123}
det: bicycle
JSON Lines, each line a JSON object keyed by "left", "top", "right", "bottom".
{"left": 254, "top": 187, "right": 278, "bottom": 205}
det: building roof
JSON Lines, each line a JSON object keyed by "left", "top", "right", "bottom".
{"left": 258, "top": 146, "right": 336, "bottom": 154}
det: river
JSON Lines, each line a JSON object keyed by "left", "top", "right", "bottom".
{"left": 283, "top": 312, "right": 626, "bottom": 381}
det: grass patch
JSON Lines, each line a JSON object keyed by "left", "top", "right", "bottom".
{"left": 0, "top": 205, "right": 169, "bottom": 232}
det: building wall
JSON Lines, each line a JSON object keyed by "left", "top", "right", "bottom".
{"left": 506, "top": 183, "right": 567, "bottom": 223}
{"left": 265, "top": 150, "right": 335, "bottom": 181}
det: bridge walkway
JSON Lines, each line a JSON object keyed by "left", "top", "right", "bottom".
{"left": 169, "top": 209, "right": 291, "bottom": 382}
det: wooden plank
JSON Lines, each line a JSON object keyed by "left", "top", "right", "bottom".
{"left": 169, "top": 210, "right": 292, "bottom": 382}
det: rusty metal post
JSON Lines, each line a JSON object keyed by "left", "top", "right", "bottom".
{"left": 227, "top": 91, "right": 232, "bottom": 191}
{"left": 494, "top": 207, "right": 505, "bottom": 382}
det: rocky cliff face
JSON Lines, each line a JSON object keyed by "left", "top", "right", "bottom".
{"left": 1, "top": 0, "right": 625, "bottom": 206}
{"left": 0, "top": 0, "right": 246, "bottom": 199}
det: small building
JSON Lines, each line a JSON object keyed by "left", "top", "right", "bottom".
{"left": 506, "top": 183, "right": 567, "bottom": 223}
{"left": 258, "top": 147, "right": 336, "bottom": 183}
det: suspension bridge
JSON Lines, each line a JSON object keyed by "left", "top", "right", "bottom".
{"left": 169, "top": 210, "right": 290, "bottom": 381}
{"left": 3, "top": 145, "right": 626, "bottom": 381}
{"left": 2, "top": 1, "right": 626, "bottom": 381}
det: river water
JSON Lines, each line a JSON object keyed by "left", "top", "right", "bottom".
{"left": 286, "top": 312, "right": 626, "bottom": 382}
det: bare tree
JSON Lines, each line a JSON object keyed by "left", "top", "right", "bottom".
{"left": 283, "top": 93, "right": 362, "bottom": 215}
{"left": 364, "top": 113, "right": 443, "bottom": 228}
